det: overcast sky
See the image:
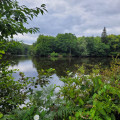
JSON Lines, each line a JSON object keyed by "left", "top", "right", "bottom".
{"left": 14, "top": 0, "right": 120, "bottom": 44}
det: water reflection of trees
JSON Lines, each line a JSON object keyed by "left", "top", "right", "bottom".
{"left": 32, "top": 57, "right": 112, "bottom": 77}
{"left": 0, "top": 56, "right": 112, "bottom": 88}
{"left": 1, "top": 56, "right": 112, "bottom": 77}
{"left": 0, "top": 56, "right": 32, "bottom": 67}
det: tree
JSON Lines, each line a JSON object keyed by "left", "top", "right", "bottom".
{"left": 4, "top": 40, "right": 30, "bottom": 55}
{"left": 0, "top": 0, "right": 47, "bottom": 57}
{"left": 0, "top": 0, "right": 47, "bottom": 114}
{"left": 101, "top": 27, "right": 108, "bottom": 44}
{"left": 77, "top": 37, "right": 88, "bottom": 56}
{"left": 86, "top": 36, "right": 97, "bottom": 56}
{"left": 56, "top": 33, "right": 77, "bottom": 56}
{"left": 107, "top": 34, "right": 120, "bottom": 56}
{"left": 34, "top": 35, "right": 56, "bottom": 56}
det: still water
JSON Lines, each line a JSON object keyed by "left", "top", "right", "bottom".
{"left": 3, "top": 56, "right": 112, "bottom": 88}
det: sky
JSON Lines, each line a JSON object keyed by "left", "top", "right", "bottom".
{"left": 14, "top": 0, "right": 120, "bottom": 44}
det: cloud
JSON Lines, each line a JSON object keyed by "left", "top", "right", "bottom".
{"left": 14, "top": 33, "right": 38, "bottom": 45}
{"left": 15, "top": 0, "right": 120, "bottom": 44}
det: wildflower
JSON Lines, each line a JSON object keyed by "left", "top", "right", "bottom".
{"left": 107, "top": 81, "right": 110, "bottom": 84}
{"left": 34, "top": 115, "right": 39, "bottom": 120}
{"left": 19, "top": 104, "right": 27, "bottom": 109}
{"left": 68, "top": 72, "right": 73, "bottom": 76}
{"left": 39, "top": 106, "right": 49, "bottom": 112}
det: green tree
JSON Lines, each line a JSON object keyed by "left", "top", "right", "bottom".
{"left": 0, "top": 0, "right": 47, "bottom": 57}
{"left": 108, "top": 34, "right": 120, "bottom": 56}
{"left": 86, "top": 36, "right": 97, "bottom": 56}
{"left": 86, "top": 36, "right": 110, "bottom": 56}
{"left": 0, "top": 0, "right": 47, "bottom": 39}
{"left": 77, "top": 37, "right": 88, "bottom": 56}
{"left": 5, "top": 40, "right": 31, "bottom": 55}
{"left": 34, "top": 35, "right": 56, "bottom": 56}
{"left": 56, "top": 33, "right": 77, "bottom": 56}
{"left": 0, "top": 0, "right": 47, "bottom": 114}
{"left": 101, "top": 27, "right": 108, "bottom": 44}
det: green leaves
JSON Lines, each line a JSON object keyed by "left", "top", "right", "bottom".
{"left": 34, "top": 35, "right": 56, "bottom": 56}
{"left": 56, "top": 33, "right": 77, "bottom": 56}
{"left": 0, "top": 0, "right": 47, "bottom": 39}
{"left": 0, "top": 113, "right": 3, "bottom": 119}
{"left": 0, "top": 50, "right": 5, "bottom": 54}
{"left": 0, "top": 61, "right": 33, "bottom": 114}
{"left": 59, "top": 58, "right": 120, "bottom": 119}
{"left": 1, "top": 58, "right": 120, "bottom": 120}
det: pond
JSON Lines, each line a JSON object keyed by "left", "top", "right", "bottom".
{"left": 1, "top": 55, "right": 112, "bottom": 89}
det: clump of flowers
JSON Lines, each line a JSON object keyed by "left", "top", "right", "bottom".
{"left": 34, "top": 115, "right": 39, "bottom": 120}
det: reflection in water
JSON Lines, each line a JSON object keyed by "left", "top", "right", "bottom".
{"left": 1, "top": 56, "right": 112, "bottom": 88}
{"left": 32, "top": 57, "right": 112, "bottom": 77}
{"left": 8, "top": 59, "right": 38, "bottom": 81}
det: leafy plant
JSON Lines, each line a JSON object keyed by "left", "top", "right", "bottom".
{"left": 59, "top": 58, "right": 120, "bottom": 120}
{"left": 0, "top": 0, "right": 47, "bottom": 117}
{"left": 1, "top": 58, "right": 120, "bottom": 120}
{"left": 50, "top": 52, "right": 59, "bottom": 57}
{"left": 0, "top": 61, "right": 34, "bottom": 114}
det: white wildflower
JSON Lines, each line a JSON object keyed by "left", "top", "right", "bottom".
{"left": 34, "top": 115, "right": 39, "bottom": 120}
{"left": 0, "top": 105, "right": 3, "bottom": 108}
{"left": 68, "top": 72, "right": 73, "bottom": 76}
{"left": 19, "top": 104, "right": 27, "bottom": 109}
{"left": 107, "top": 81, "right": 110, "bottom": 84}
{"left": 39, "top": 106, "right": 49, "bottom": 112}
{"left": 82, "top": 81, "right": 86, "bottom": 85}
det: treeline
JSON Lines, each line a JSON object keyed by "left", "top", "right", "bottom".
{"left": 32, "top": 33, "right": 120, "bottom": 57}
{"left": 3, "top": 32, "right": 120, "bottom": 57}
{"left": 3, "top": 40, "right": 31, "bottom": 55}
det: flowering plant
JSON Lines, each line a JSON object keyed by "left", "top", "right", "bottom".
{"left": 34, "top": 115, "right": 39, "bottom": 120}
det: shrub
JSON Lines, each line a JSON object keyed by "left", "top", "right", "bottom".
{"left": 50, "top": 52, "right": 59, "bottom": 57}
{"left": 0, "top": 62, "right": 33, "bottom": 114}
{"left": 59, "top": 57, "right": 120, "bottom": 120}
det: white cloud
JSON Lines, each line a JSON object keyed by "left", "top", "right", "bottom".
{"left": 14, "top": 33, "right": 38, "bottom": 44}
{"left": 85, "top": 29, "right": 102, "bottom": 35}
{"left": 9, "top": 60, "right": 37, "bottom": 72}
{"left": 15, "top": 0, "right": 120, "bottom": 44}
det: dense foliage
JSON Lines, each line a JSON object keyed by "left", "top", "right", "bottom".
{"left": 32, "top": 33, "right": 120, "bottom": 57}
{"left": 1, "top": 58, "right": 120, "bottom": 120}
{"left": 0, "top": 0, "right": 47, "bottom": 117}
{"left": 0, "top": 0, "right": 47, "bottom": 39}
{"left": 0, "top": 62, "right": 33, "bottom": 114}
{"left": 5, "top": 40, "right": 31, "bottom": 55}
{"left": 59, "top": 58, "right": 120, "bottom": 120}
{"left": 2, "top": 28, "right": 120, "bottom": 57}
{"left": 0, "top": 0, "right": 120, "bottom": 120}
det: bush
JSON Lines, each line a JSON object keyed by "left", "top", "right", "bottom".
{"left": 0, "top": 62, "right": 33, "bottom": 114}
{"left": 50, "top": 52, "right": 59, "bottom": 57}
{"left": 59, "top": 58, "right": 120, "bottom": 120}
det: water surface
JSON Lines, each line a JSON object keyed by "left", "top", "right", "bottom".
{"left": 2, "top": 56, "right": 112, "bottom": 88}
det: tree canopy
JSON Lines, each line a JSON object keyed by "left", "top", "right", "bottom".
{"left": 0, "top": 0, "right": 47, "bottom": 114}
{"left": 31, "top": 32, "right": 120, "bottom": 57}
{"left": 0, "top": 0, "right": 47, "bottom": 39}
{"left": 0, "top": 0, "right": 47, "bottom": 58}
